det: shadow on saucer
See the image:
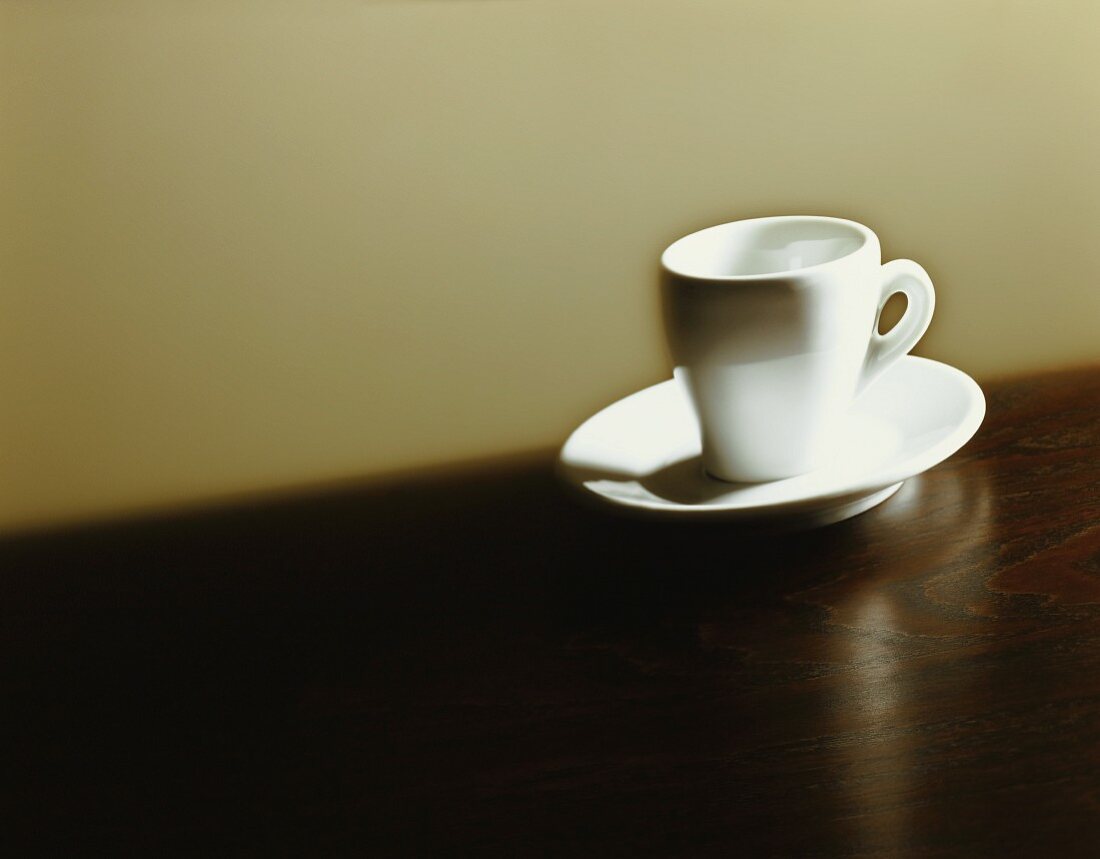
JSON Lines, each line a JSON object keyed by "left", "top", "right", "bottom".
{"left": 562, "top": 454, "right": 738, "bottom": 506}
{"left": 639, "top": 456, "right": 743, "bottom": 504}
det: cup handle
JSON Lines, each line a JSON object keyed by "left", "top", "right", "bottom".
{"left": 857, "top": 259, "right": 936, "bottom": 395}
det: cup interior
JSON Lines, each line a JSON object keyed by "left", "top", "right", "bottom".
{"left": 662, "top": 217, "right": 869, "bottom": 279}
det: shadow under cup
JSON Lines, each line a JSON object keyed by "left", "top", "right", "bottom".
{"left": 660, "top": 215, "right": 925, "bottom": 484}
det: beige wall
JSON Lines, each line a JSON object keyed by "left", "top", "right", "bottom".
{"left": 2, "top": 0, "right": 1099, "bottom": 531}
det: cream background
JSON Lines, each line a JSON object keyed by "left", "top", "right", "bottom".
{"left": 2, "top": 0, "right": 1099, "bottom": 530}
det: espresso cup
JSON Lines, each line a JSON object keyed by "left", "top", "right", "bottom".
{"left": 660, "top": 215, "right": 935, "bottom": 483}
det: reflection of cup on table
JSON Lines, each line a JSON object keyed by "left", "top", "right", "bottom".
{"left": 661, "top": 215, "right": 935, "bottom": 483}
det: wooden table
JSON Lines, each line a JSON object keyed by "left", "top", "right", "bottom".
{"left": 3, "top": 367, "right": 1100, "bottom": 855}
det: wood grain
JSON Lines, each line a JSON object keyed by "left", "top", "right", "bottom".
{"left": 2, "top": 366, "right": 1100, "bottom": 855}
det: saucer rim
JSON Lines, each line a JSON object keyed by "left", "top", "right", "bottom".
{"left": 558, "top": 356, "right": 986, "bottom": 517}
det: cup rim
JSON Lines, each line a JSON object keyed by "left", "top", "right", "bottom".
{"left": 660, "top": 215, "right": 876, "bottom": 282}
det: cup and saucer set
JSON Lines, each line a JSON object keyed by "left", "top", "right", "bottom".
{"left": 559, "top": 216, "right": 985, "bottom": 528}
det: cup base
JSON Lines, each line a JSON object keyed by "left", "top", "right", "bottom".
{"left": 703, "top": 461, "right": 821, "bottom": 485}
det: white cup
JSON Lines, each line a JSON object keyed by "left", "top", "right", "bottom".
{"left": 660, "top": 215, "right": 935, "bottom": 483}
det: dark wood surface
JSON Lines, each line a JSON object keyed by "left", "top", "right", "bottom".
{"left": 3, "top": 367, "right": 1100, "bottom": 855}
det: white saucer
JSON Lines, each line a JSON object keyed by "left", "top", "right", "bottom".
{"left": 558, "top": 356, "right": 985, "bottom": 526}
